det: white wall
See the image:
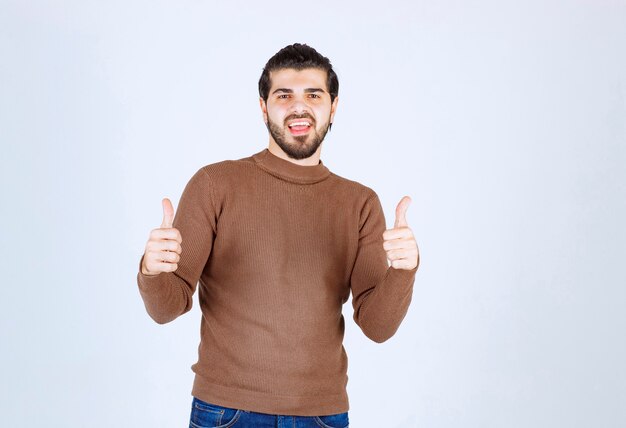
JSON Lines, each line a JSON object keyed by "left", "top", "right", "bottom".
{"left": 1, "top": 0, "right": 625, "bottom": 426}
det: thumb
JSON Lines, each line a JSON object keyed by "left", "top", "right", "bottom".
{"left": 161, "top": 197, "right": 175, "bottom": 229}
{"left": 394, "top": 196, "right": 411, "bottom": 229}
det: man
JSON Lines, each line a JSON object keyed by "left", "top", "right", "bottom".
{"left": 137, "top": 43, "right": 420, "bottom": 427}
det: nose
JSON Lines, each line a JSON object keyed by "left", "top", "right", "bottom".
{"left": 289, "top": 96, "right": 311, "bottom": 116}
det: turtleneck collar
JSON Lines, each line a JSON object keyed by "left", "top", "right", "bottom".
{"left": 252, "top": 148, "right": 331, "bottom": 184}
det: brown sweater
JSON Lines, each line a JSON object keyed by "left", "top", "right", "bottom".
{"left": 136, "top": 148, "right": 418, "bottom": 416}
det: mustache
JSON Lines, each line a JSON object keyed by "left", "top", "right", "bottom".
{"left": 284, "top": 113, "right": 315, "bottom": 125}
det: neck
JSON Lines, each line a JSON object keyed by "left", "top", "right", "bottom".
{"left": 267, "top": 140, "right": 321, "bottom": 166}
{"left": 252, "top": 147, "right": 330, "bottom": 185}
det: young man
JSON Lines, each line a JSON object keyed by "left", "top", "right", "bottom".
{"left": 137, "top": 43, "right": 420, "bottom": 427}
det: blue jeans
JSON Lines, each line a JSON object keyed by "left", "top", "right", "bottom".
{"left": 189, "top": 396, "right": 350, "bottom": 428}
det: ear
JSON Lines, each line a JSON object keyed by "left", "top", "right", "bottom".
{"left": 259, "top": 97, "right": 268, "bottom": 123}
{"left": 330, "top": 96, "right": 339, "bottom": 123}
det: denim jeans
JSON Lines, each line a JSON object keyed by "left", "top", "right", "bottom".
{"left": 189, "top": 396, "right": 350, "bottom": 428}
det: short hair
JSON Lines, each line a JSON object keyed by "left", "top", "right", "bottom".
{"left": 258, "top": 43, "right": 339, "bottom": 104}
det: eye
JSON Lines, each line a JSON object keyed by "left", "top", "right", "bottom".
{"left": 277, "top": 94, "right": 290, "bottom": 99}
{"left": 308, "top": 94, "right": 321, "bottom": 99}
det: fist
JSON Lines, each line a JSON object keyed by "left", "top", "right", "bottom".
{"left": 141, "top": 198, "right": 183, "bottom": 276}
{"left": 383, "top": 196, "right": 420, "bottom": 270}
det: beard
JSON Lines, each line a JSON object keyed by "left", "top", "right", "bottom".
{"left": 267, "top": 113, "right": 332, "bottom": 160}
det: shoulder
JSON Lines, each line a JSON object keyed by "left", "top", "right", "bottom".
{"left": 180, "top": 156, "right": 257, "bottom": 212}
{"left": 326, "top": 173, "right": 386, "bottom": 230}
{"left": 328, "top": 171, "right": 379, "bottom": 201}
{"left": 193, "top": 154, "right": 257, "bottom": 182}
{"left": 324, "top": 172, "right": 384, "bottom": 225}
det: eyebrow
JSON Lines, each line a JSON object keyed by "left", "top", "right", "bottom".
{"left": 271, "top": 88, "right": 327, "bottom": 95}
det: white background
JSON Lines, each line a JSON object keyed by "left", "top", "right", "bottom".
{"left": 1, "top": 0, "right": 625, "bottom": 427}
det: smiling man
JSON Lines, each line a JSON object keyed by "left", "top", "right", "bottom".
{"left": 262, "top": 66, "right": 336, "bottom": 161}
{"left": 137, "top": 43, "right": 420, "bottom": 427}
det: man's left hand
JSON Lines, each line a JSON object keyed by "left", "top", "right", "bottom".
{"left": 383, "top": 196, "right": 420, "bottom": 270}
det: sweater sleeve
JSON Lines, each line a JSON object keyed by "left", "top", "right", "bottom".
{"left": 136, "top": 167, "right": 217, "bottom": 324}
{"left": 350, "top": 191, "right": 419, "bottom": 343}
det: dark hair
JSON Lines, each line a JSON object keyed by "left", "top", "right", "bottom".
{"left": 258, "top": 43, "right": 339, "bottom": 103}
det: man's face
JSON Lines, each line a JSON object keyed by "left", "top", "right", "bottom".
{"left": 260, "top": 68, "right": 338, "bottom": 160}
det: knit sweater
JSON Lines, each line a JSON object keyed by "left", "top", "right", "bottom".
{"left": 136, "top": 148, "right": 418, "bottom": 416}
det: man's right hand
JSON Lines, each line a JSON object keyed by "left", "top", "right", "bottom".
{"left": 141, "top": 198, "right": 183, "bottom": 276}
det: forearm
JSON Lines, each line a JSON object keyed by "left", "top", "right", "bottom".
{"left": 137, "top": 254, "right": 193, "bottom": 324}
{"left": 353, "top": 265, "right": 417, "bottom": 343}
{"left": 135, "top": 167, "right": 216, "bottom": 324}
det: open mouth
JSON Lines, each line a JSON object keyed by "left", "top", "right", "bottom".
{"left": 287, "top": 121, "right": 312, "bottom": 136}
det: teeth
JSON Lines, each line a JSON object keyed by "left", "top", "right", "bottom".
{"left": 288, "top": 122, "right": 310, "bottom": 127}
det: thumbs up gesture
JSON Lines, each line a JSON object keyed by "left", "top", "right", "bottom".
{"left": 382, "top": 196, "right": 420, "bottom": 270}
{"left": 140, "top": 198, "right": 183, "bottom": 276}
